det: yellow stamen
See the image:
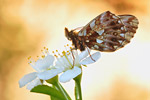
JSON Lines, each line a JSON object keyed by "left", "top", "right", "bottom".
{"left": 62, "top": 51, "right": 72, "bottom": 67}
{"left": 67, "top": 53, "right": 71, "bottom": 55}
{"left": 62, "top": 51, "right": 66, "bottom": 56}
{"left": 41, "top": 55, "right": 45, "bottom": 58}
{"left": 54, "top": 54, "right": 58, "bottom": 58}
{"left": 28, "top": 56, "right": 31, "bottom": 60}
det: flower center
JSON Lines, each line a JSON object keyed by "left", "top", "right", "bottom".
{"left": 52, "top": 45, "right": 75, "bottom": 69}
{"left": 62, "top": 51, "right": 72, "bottom": 67}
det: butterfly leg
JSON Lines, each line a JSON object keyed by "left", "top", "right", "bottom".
{"left": 70, "top": 48, "right": 75, "bottom": 68}
{"left": 86, "top": 47, "right": 96, "bottom": 62}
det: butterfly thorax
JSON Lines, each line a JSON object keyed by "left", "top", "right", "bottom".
{"left": 65, "top": 27, "right": 86, "bottom": 51}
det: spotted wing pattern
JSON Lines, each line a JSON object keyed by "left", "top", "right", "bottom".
{"left": 78, "top": 11, "right": 139, "bottom": 52}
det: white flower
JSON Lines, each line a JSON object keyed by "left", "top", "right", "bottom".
{"left": 38, "top": 46, "right": 101, "bottom": 83}
{"left": 19, "top": 47, "right": 63, "bottom": 90}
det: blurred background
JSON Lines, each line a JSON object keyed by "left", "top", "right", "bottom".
{"left": 0, "top": 0, "right": 150, "bottom": 100}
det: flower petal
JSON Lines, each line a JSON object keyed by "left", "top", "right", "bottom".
{"left": 80, "top": 52, "right": 101, "bottom": 65}
{"left": 37, "top": 68, "right": 64, "bottom": 80}
{"left": 19, "top": 72, "right": 37, "bottom": 88}
{"left": 59, "top": 66, "right": 81, "bottom": 83}
{"left": 78, "top": 48, "right": 89, "bottom": 61}
{"left": 26, "top": 78, "right": 42, "bottom": 90}
{"left": 55, "top": 56, "right": 68, "bottom": 68}
{"left": 72, "top": 50, "right": 80, "bottom": 66}
{"left": 35, "top": 55, "right": 54, "bottom": 71}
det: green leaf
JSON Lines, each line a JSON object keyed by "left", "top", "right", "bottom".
{"left": 31, "top": 85, "right": 66, "bottom": 100}
{"left": 51, "top": 96, "right": 61, "bottom": 100}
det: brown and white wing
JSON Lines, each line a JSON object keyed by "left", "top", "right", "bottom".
{"left": 78, "top": 11, "right": 139, "bottom": 52}
{"left": 117, "top": 15, "right": 139, "bottom": 48}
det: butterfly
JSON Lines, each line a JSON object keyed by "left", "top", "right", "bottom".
{"left": 65, "top": 11, "right": 139, "bottom": 52}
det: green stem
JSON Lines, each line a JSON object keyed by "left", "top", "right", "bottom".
{"left": 46, "top": 76, "right": 72, "bottom": 100}
{"left": 50, "top": 86, "right": 62, "bottom": 100}
{"left": 74, "top": 74, "right": 82, "bottom": 100}
{"left": 55, "top": 82, "right": 72, "bottom": 100}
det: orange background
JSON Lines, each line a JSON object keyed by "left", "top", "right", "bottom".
{"left": 0, "top": 0, "right": 150, "bottom": 100}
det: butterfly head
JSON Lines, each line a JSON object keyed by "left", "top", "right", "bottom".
{"left": 65, "top": 27, "right": 76, "bottom": 41}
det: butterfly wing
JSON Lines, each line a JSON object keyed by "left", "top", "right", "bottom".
{"left": 78, "top": 11, "right": 139, "bottom": 52}
{"left": 117, "top": 15, "right": 139, "bottom": 48}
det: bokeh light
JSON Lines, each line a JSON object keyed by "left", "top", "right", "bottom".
{"left": 0, "top": 0, "right": 150, "bottom": 100}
